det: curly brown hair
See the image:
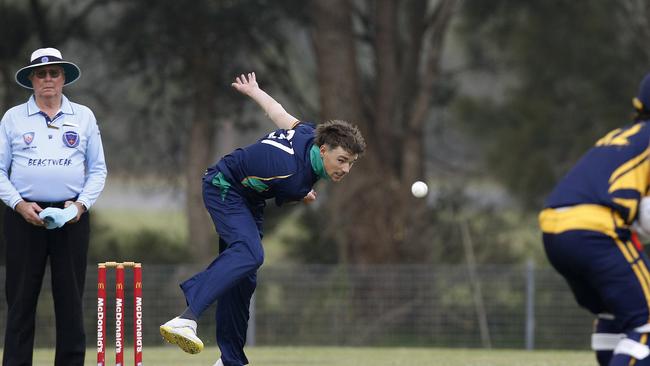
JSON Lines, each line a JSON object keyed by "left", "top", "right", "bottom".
{"left": 314, "top": 120, "right": 366, "bottom": 155}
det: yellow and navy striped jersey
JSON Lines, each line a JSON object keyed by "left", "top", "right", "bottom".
{"left": 544, "top": 121, "right": 650, "bottom": 224}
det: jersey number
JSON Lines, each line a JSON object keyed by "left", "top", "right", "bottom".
{"left": 261, "top": 130, "right": 296, "bottom": 155}
{"left": 595, "top": 123, "right": 643, "bottom": 147}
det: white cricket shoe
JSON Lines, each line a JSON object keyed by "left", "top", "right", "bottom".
{"left": 212, "top": 358, "right": 249, "bottom": 365}
{"left": 159, "top": 317, "right": 204, "bottom": 354}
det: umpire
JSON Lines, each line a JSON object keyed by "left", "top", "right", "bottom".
{"left": 0, "top": 48, "right": 107, "bottom": 365}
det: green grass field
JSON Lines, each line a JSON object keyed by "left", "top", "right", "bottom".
{"left": 10, "top": 346, "right": 594, "bottom": 366}
{"left": 94, "top": 209, "right": 187, "bottom": 239}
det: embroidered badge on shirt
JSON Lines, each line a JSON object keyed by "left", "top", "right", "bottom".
{"left": 62, "top": 131, "right": 79, "bottom": 148}
{"left": 23, "top": 132, "right": 35, "bottom": 145}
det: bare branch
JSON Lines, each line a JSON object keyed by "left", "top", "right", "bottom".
{"left": 401, "top": 0, "right": 458, "bottom": 182}
{"left": 396, "top": 0, "right": 428, "bottom": 129}
{"left": 373, "top": 0, "right": 400, "bottom": 170}
{"left": 257, "top": 36, "right": 319, "bottom": 119}
{"left": 408, "top": 0, "right": 458, "bottom": 131}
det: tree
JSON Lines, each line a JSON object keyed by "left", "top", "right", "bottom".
{"left": 455, "top": 0, "right": 650, "bottom": 208}
{"left": 103, "top": 0, "right": 300, "bottom": 261}
{"left": 308, "top": 0, "right": 459, "bottom": 264}
{"left": 0, "top": 0, "right": 104, "bottom": 111}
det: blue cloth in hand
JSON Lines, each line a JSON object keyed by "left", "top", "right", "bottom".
{"left": 39, "top": 205, "right": 79, "bottom": 229}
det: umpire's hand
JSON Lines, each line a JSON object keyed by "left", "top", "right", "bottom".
{"left": 15, "top": 201, "right": 45, "bottom": 226}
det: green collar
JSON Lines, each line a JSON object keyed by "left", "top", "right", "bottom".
{"left": 310, "top": 145, "right": 330, "bottom": 180}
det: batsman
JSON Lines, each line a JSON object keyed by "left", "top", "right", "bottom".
{"left": 160, "top": 72, "right": 366, "bottom": 366}
{"left": 540, "top": 73, "right": 650, "bottom": 366}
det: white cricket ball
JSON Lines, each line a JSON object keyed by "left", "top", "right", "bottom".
{"left": 411, "top": 181, "right": 428, "bottom": 198}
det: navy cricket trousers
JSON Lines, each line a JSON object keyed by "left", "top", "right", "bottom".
{"left": 543, "top": 229, "right": 650, "bottom": 329}
{"left": 180, "top": 171, "right": 264, "bottom": 366}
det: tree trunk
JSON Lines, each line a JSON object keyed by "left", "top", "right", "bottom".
{"left": 185, "top": 115, "right": 217, "bottom": 263}
{"left": 310, "top": 0, "right": 457, "bottom": 265}
{"left": 310, "top": 0, "right": 401, "bottom": 265}
{"left": 309, "top": 0, "right": 458, "bottom": 339}
{"left": 186, "top": 53, "right": 219, "bottom": 263}
{"left": 310, "top": 0, "right": 364, "bottom": 127}
{"left": 311, "top": 0, "right": 364, "bottom": 264}
{"left": 401, "top": 0, "right": 455, "bottom": 185}
{"left": 374, "top": 0, "right": 399, "bottom": 171}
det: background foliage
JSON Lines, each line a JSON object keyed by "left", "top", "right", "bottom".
{"left": 1, "top": 0, "right": 649, "bottom": 265}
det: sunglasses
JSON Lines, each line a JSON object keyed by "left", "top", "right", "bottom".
{"left": 32, "top": 69, "right": 63, "bottom": 79}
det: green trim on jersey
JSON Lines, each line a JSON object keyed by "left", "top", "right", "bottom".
{"left": 310, "top": 145, "right": 330, "bottom": 181}
{"left": 241, "top": 177, "right": 270, "bottom": 192}
{"left": 240, "top": 174, "right": 293, "bottom": 193}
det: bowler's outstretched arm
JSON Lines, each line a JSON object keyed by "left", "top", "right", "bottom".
{"left": 231, "top": 72, "right": 299, "bottom": 130}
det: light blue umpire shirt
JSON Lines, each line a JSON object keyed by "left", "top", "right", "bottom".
{"left": 0, "top": 94, "right": 107, "bottom": 209}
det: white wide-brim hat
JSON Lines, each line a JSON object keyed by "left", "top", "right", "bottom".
{"left": 15, "top": 47, "right": 81, "bottom": 89}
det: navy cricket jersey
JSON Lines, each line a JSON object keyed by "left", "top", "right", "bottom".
{"left": 544, "top": 121, "right": 650, "bottom": 224}
{"left": 213, "top": 122, "right": 328, "bottom": 206}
